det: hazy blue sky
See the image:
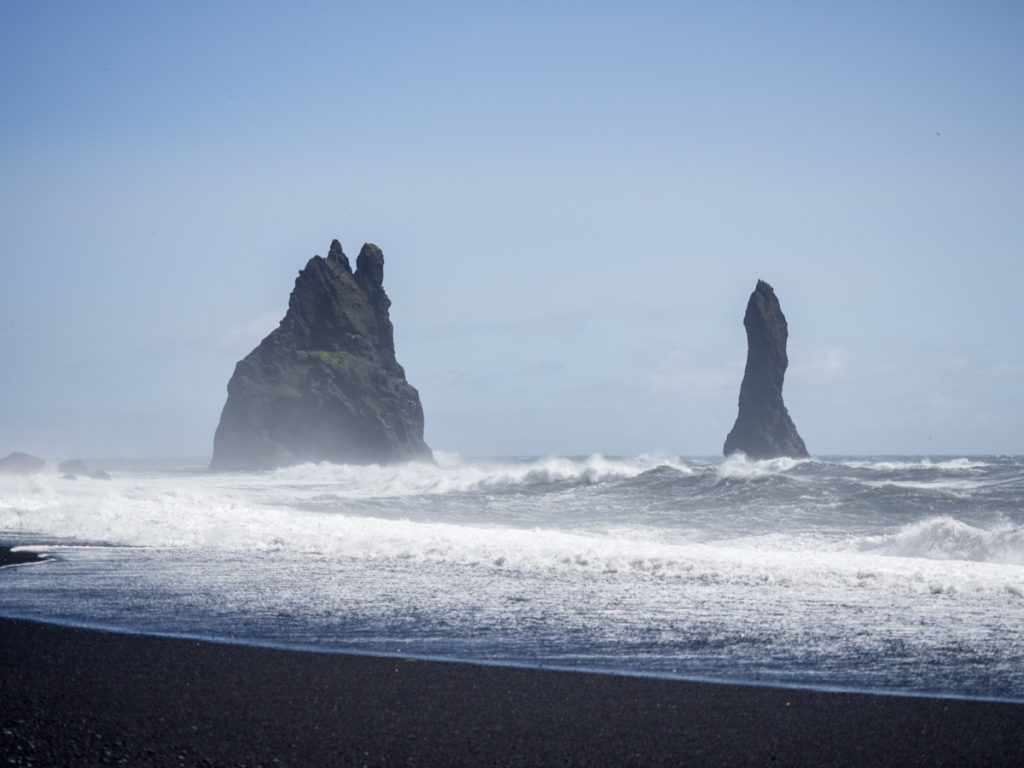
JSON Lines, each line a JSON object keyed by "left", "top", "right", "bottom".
{"left": 2, "top": 1, "right": 1023, "bottom": 458}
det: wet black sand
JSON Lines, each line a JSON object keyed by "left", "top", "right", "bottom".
{"left": 0, "top": 546, "right": 50, "bottom": 568}
{"left": 1, "top": 617, "right": 1022, "bottom": 766}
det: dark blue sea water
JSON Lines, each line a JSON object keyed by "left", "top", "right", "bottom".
{"left": 2, "top": 453, "right": 1022, "bottom": 701}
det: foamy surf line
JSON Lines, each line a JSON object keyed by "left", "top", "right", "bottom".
{"left": 0, "top": 544, "right": 54, "bottom": 569}
{"left": 4, "top": 616, "right": 1022, "bottom": 767}
{"left": 4, "top": 539, "right": 1023, "bottom": 702}
{"left": 3, "top": 454, "right": 1022, "bottom": 704}
{"left": 3, "top": 611, "right": 1023, "bottom": 706}
{"left": 8, "top": 520, "right": 1024, "bottom": 593}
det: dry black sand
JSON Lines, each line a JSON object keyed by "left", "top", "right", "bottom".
{"left": 2, "top": 617, "right": 1022, "bottom": 766}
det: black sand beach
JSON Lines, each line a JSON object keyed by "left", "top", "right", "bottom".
{"left": 0, "top": 546, "right": 49, "bottom": 569}
{"left": 1, "top": 617, "right": 1021, "bottom": 766}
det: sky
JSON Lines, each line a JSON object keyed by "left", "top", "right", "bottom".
{"left": 2, "top": 1, "right": 1023, "bottom": 459}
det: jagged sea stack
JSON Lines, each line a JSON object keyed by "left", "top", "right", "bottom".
{"left": 723, "top": 280, "right": 809, "bottom": 459}
{"left": 210, "top": 240, "right": 432, "bottom": 470}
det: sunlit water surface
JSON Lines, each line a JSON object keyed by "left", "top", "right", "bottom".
{"left": 2, "top": 453, "right": 1022, "bottom": 701}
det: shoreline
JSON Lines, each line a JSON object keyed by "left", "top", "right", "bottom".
{"left": 3, "top": 540, "right": 1023, "bottom": 707}
{"left": 2, "top": 616, "right": 1022, "bottom": 766}
{"left": 0, "top": 544, "right": 52, "bottom": 569}
{"left": 7, "top": 611, "right": 1024, "bottom": 707}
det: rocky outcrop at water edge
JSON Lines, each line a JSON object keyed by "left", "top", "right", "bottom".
{"left": 210, "top": 239, "right": 432, "bottom": 471}
{"left": 0, "top": 452, "right": 45, "bottom": 475}
{"left": 723, "top": 280, "right": 809, "bottom": 460}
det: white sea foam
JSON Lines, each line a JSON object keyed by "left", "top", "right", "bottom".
{"left": 860, "top": 478, "right": 989, "bottom": 493}
{"left": 840, "top": 457, "right": 989, "bottom": 472}
{"left": 858, "top": 516, "right": 1024, "bottom": 566}
{"left": 3, "top": 469, "right": 1020, "bottom": 601}
{"left": 716, "top": 452, "right": 812, "bottom": 479}
{"left": 256, "top": 453, "right": 692, "bottom": 499}
{"left": 0, "top": 474, "right": 64, "bottom": 512}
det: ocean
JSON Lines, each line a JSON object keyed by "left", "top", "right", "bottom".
{"left": 2, "top": 453, "right": 1022, "bottom": 702}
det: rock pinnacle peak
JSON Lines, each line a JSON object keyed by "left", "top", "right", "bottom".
{"left": 210, "top": 238, "right": 431, "bottom": 470}
{"left": 327, "top": 239, "right": 351, "bottom": 272}
{"left": 723, "top": 280, "right": 809, "bottom": 460}
{"left": 355, "top": 243, "right": 385, "bottom": 291}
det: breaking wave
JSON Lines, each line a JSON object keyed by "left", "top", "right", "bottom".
{"left": 859, "top": 516, "right": 1024, "bottom": 566}
{"left": 259, "top": 452, "right": 694, "bottom": 498}
{"left": 715, "top": 452, "right": 813, "bottom": 479}
{"left": 840, "top": 457, "right": 990, "bottom": 472}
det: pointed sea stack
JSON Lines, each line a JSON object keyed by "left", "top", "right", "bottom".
{"left": 723, "top": 280, "right": 809, "bottom": 460}
{"left": 210, "top": 240, "right": 432, "bottom": 470}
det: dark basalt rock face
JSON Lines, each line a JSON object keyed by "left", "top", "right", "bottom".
{"left": 0, "top": 452, "right": 45, "bottom": 475}
{"left": 723, "top": 280, "right": 809, "bottom": 460}
{"left": 210, "top": 240, "right": 432, "bottom": 471}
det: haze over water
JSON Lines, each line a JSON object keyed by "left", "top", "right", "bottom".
{"left": 4, "top": 3, "right": 1024, "bottom": 459}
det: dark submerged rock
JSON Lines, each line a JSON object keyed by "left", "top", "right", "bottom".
{"left": 58, "top": 459, "right": 89, "bottom": 476}
{"left": 0, "top": 546, "right": 52, "bottom": 568}
{"left": 0, "top": 452, "right": 45, "bottom": 475}
{"left": 723, "top": 280, "right": 809, "bottom": 460}
{"left": 210, "top": 240, "right": 432, "bottom": 471}
{"left": 58, "top": 459, "right": 111, "bottom": 480}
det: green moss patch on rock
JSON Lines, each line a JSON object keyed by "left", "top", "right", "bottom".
{"left": 309, "top": 349, "right": 349, "bottom": 367}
